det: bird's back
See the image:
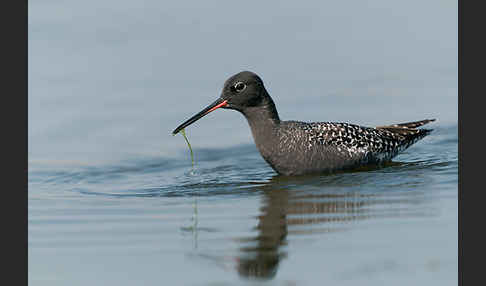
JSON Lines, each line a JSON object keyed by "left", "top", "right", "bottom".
{"left": 264, "top": 119, "right": 435, "bottom": 175}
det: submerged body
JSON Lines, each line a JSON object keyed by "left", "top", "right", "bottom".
{"left": 173, "top": 71, "right": 434, "bottom": 176}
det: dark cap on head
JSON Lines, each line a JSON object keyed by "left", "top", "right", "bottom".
{"left": 172, "top": 71, "right": 274, "bottom": 135}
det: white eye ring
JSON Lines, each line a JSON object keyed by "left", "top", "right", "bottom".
{"left": 234, "top": 82, "right": 246, "bottom": 92}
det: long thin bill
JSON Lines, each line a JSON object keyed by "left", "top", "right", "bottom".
{"left": 172, "top": 99, "right": 228, "bottom": 135}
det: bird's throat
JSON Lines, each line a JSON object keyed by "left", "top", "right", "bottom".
{"left": 242, "top": 102, "right": 281, "bottom": 164}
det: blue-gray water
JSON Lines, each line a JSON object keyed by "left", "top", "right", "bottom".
{"left": 29, "top": 0, "right": 457, "bottom": 285}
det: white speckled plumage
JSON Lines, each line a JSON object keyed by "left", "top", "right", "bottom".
{"left": 263, "top": 119, "right": 434, "bottom": 175}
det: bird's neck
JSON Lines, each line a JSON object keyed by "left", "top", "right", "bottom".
{"left": 243, "top": 96, "right": 280, "bottom": 133}
{"left": 241, "top": 97, "right": 281, "bottom": 161}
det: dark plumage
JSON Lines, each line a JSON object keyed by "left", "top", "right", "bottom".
{"left": 173, "top": 71, "right": 435, "bottom": 176}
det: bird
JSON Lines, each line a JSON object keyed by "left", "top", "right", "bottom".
{"left": 172, "top": 71, "right": 435, "bottom": 176}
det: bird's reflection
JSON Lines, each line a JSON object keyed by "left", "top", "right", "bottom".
{"left": 236, "top": 185, "right": 289, "bottom": 278}
{"left": 185, "top": 167, "right": 430, "bottom": 280}
{"left": 234, "top": 172, "right": 427, "bottom": 280}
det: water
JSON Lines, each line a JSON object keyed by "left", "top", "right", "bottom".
{"left": 29, "top": 0, "right": 457, "bottom": 285}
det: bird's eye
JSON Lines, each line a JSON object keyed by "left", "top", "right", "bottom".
{"left": 233, "top": 82, "right": 246, "bottom": 92}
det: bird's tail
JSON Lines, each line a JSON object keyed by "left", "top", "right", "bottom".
{"left": 376, "top": 118, "right": 436, "bottom": 149}
{"left": 385, "top": 119, "right": 436, "bottom": 129}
